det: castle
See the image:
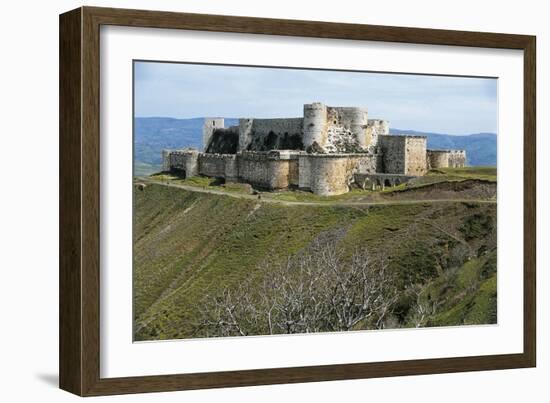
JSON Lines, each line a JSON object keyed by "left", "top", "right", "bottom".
{"left": 162, "top": 103, "right": 466, "bottom": 196}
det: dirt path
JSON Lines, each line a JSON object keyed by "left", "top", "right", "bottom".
{"left": 139, "top": 178, "right": 496, "bottom": 207}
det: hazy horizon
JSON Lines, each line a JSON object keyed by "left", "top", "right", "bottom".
{"left": 134, "top": 61, "right": 498, "bottom": 136}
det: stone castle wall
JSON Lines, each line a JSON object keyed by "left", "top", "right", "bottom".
{"left": 238, "top": 151, "right": 300, "bottom": 189}
{"left": 427, "top": 150, "right": 467, "bottom": 169}
{"left": 241, "top": 118, "right": 304, "bottom": 152}
{"left": 379, "top": 136, "right": 407, "bottom": 174}
{"left": 307, "top": 155, "right": 358, "bottom": 196}
{"left": 198, "top": 154, "right": 232, "bottom": 178}
{"left": 379, "top": 135, "right": 427, "bottom": 175}
{"left": 324, "top": 106, "right": 369, "bottom": 153}
{"left": 160, "top": 104, "right": 466, "bottom": 196}
{"left": 302, "top": 103, "right": 328, "bottom": 152}
{"left": 163, "top": 149, "right": 199, "bottom": 178}
{"left": 405, "top": 136, "right": 428, "bottom": 176}
{"left": 203, "top": 118, "right": 225, "bottom": 151}
{"left": 304, "top": 153, "right": 380, "bottom": 196}
{"left": 298, "top": 155, "right": 312, "bottom": 190}
{"left": 216, "top": 103, "right": 391, "bottom": 154}
{"left": 367, "top": 119, "right": 390, "bottom": 149}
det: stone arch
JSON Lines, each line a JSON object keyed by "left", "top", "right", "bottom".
{"left": 384, "top": 179, "right": 391, "bottom": 187}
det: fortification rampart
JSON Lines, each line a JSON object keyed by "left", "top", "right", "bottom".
{"left": 237, "top": 151, "right": 300, "bottom": 189}
{"left": 239, "top": 118, "right": 304, "bottom": 152}
{"left": 427, "top": 150, "right": 467, "bottom": 169}
{"left": 300, "top": 153, "right": 378, "bottom": 196}
{"left": 379, "top": 135, "right": 427, "bottom": 175}
{"left": 160, "top": 104, "right": 467, "bottom": 196}
{"left": 404, "top": 136, "right": 428, "bottom": 176}
{"left": 198, "top": 153, "right": 236, "bottom": 178}
{"left": 307, "top": 155, "right": 357, "bottom": 196}
{"left": 203, "top": 118, "right": 224, "bottom": 151}
{"left": 303, "top": 103, "right": 328, "bottom": 152}
{"left": 367, "top": 119, "right": 390, "bottom": 149}
{"left": 354, "top": 173, "right": 415, "bottom": 190}
{"left": 324, "top": 106, "right": 369, "bottom": 152}
{"left": 162, "top": 149, "right": 199, "bottom": 178}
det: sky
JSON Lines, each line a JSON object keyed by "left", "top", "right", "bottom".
{"left": 134, "top": 61, "right": 498, "bottom": 135}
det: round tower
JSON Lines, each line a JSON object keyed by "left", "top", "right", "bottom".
{"left": 303, "top": 103, "right": 328, "bottom": 152}
{"left": 340, "top": 107, "right": 369, "bottom": 149}
{"left": 367, "top": 119, "right": 390, "bottom": 148}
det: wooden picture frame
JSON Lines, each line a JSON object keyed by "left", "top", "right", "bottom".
{"left": 59, "top": 6, "right": 536, "bottom": 396}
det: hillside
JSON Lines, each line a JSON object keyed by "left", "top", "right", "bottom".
{"left": 133, "top": 184, "right": 497, "bottom": 341}
{"left": 133, "top": 117, "right": 497, "bottom": 175}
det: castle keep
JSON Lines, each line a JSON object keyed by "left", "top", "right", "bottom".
{"left": 162, "top": 103, "right": 467, "bottom": 196}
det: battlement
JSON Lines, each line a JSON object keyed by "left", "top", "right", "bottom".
{"left": 427, "top": 149, "right": 467, "bottom": 169}
{"left": 161, "top": 104, "right": 466, "bottom": 196}
{"left": 428, "top": 149, "right": 466, "bottom": 155}
{"left": 239, "top": 150, "right": 302, "bottom": 161}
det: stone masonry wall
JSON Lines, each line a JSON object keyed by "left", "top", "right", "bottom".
{"left": 162, "top": 150, "right": 172, "bottom": 171}
{"left": 237, "top": 151, "right": 298, "bottom": 189}
{"left": 356, "top": 152, "right": 382, "bottom": 174}
{"left": 203, "top": 118, "right": 224, "bottom": 151}
{"left": 379, "top": 135, "right": 427, "bottom": 175}
{"left": 239, "top": 118, "right": 303, "bottom": 152}
{"left": 324, "top": 106, "right": 369, "bottom": 153}
{"left": 427, "top": 150, "right": 467, "bottom": 169}
{"left": 308, "top": 155, "right": 356, "bottom": 196}
{"left": 366, "top": 119, "right": 390, "bottom": 149}
{"left": 163, "top": 149, "right": 199, "bottom": 178}
{"left": 298, "top": 155, "right": 312, "bottom": 190}
{"left": 299, "top": 152, "right": 378, "bottom": 193}
{"left": 404, "top": 136, "right": 428, "bottom": 176}
{"left": 306, "top": 153, "right": 376, "bottom": 196}
{"left": 448, "top": 150, "right": 467, "bottom": 168}
{"left": 198, "top": 154, "right": 231, "bottom": 178}
{"left": 379, "top": 135, "right": 407, "bottom": 174}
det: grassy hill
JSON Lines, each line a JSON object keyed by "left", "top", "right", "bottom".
{"left": 133, "top": 184, "right": 497, "bottom": 341}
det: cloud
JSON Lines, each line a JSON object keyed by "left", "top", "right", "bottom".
{"left": 134, "top": 61, "right": 497, "bottom": 135}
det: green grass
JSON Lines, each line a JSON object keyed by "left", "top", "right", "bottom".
{"left": 148, "top": 173, "right": 253, "bottom": 195}
{"left": 134, "top": 162, "right": 162, "bottom": 177}
{"left": 422, "top": 251, "right": 497, "bottom": 327}
{"left": 403, "top": 167, "right": 496, "bottom": 189}
{"left": 133, "top": 184, "right": 497, "bottom": 340}
{"left": 145, "top": 166, "right": 497, "bottom": 206}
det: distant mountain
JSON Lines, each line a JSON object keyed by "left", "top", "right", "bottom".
{"left": 134, "top": 117, "right": 497, "bottom": 175}
{"left": 390, "top": 129, "right": 496, "bottom": 166}
{"left": 134, "top": 117, "right": 238, "bottom": 175}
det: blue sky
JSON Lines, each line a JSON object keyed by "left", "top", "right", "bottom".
{"left": 134, "top": 61, "right": 497, "bottom": 135}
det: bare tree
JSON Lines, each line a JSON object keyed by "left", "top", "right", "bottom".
{"left": 195, "top": 237, "right": 399, "bottom": 337}
{"left": 406, "top": 283, "right": 444, "bottom": 328}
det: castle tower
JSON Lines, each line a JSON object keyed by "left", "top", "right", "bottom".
{"left": 238, "top": 118, "right": 254, "bottom": 152}
{"left": 203, "top": 118, "right": 224, "bottom": 151}
{"left": 367, "top": 119, "right": 390, "bottom": 148}
{"left": 162, "top": 149, "right": 172, "bottom": 172}
{"left": 303, "top": 103, "right": 328, "bottom": 152}
{"left": 340, "top": 107, "right": 369, "bottom": 149}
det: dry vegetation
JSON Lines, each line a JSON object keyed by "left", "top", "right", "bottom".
{"left": 133, "top": 181, "right": 497, "bottom": 341}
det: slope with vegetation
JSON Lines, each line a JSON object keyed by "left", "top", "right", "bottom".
{"left": 133, "top": 181, "right": 497, "bottom": 340}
